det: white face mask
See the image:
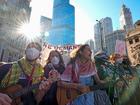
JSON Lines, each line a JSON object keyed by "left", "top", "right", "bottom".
{"left": 51, "top": 56, "right": 60, "bottom": 65}
{"left": 116, "top": 58, "right": 122, "bottom": 63}
{"left": 26, "top": 48, "right": 40, "bottom": 60}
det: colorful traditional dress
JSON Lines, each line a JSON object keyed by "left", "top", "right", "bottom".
{"left": 61, "top": 59, "right": 112, "bottom": 105}
{"left": 0, "top": 58, "right": 44, "bottom": 105}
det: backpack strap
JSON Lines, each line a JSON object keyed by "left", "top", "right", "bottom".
{"left": 18, "top": 61, "right": 28, "bottom": 78}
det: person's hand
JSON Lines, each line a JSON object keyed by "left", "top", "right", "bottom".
{"left": 36, "top": 78, "right": 52, "bottom": 104}
{"left": 0, "top": 93, "right": 12, "bottom": 105}
{"left": 39, "top": 78, "right": 52, "bottom": 91}
{"left": 49, "top": 70, "right": 61, "bottom": 81}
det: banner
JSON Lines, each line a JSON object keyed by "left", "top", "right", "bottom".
{"left": 39, "top": 43, "right": 81, "bottom": 66}
{"left": 115, "top": 40, "right": 126, "bottom": 56}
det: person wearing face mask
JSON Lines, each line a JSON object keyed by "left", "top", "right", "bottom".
{"left": 44, "top": 50, "right": 65, "bottom": 78}
{"left": 0, "top": 42, "right": 53, "bottom": 105}
{"left": 39, "top": 50, "right": 65, "bottom": 105}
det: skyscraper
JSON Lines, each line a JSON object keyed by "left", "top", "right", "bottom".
{"left": 105, "top": 30, "right": 126, "bottom": 55}
{"left": 0, "top": 0, "right": 31, "bottom": 62}
{"left": 120, "top": 4, "right": 134, "bottom": 32}
{"left": 94, "top": 17, "right": 113, "bottom": 52}
{"left": 2, "top": 0, "right": 31, "bottom": 20}
{"left": 48, "top": 0, "right": 75, "bottom": 45}
{"left": 85, "top": 39, "right": 95, "bottom": 56}
{"left": 40, "top": 16, "right": 52, "bottom": 43}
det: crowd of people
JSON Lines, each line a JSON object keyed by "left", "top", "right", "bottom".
{"left": 0, "top": 42, "right": 138, "bottom": 105}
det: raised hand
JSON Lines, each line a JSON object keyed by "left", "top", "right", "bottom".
{"left": 49, "top": 70, "right": 61, "bottom": 80}
{"left": 39, "top": 78, "right": 52, "bottom": 91}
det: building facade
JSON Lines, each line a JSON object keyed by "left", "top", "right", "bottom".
{"left": 120, "top": 4, "right": 134, "bottom": 32}
{"left": 126, "top": 20, "right": 140, "bottom": 66}
{"left": 85, "top": 39, "right": 94, "bottom": 51}
{"left": 40, "top": 16, "right": 52, "bottom": 43}
{"left": 0, "top": 0, "right": 31, "bottom": 20}
{"left": 48, "top": 0, "right": 75, "bottom": 45}
{"left": 85, "top": 39, "right": 95, "bottom": 58}
{"left": 105, "top": 30, "right": 126, "bottom": 55}
{"left": 0, "top": 2, "right": 31, "bottom": 62}
{"left": 0, "top": 37, "right": 24, "bottom": 62}
{"left": 94, "top": 17, "right": 113, "bottom": 52}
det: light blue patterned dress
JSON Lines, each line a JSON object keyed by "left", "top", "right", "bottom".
{"left": 69, "top": 76, "right": 94, "bottom": 105}
{"left": 68, "top": 76, "right": 112, "bottom": 105}
{"left": 62, "top": 62, "right": 112, "bottom": 105}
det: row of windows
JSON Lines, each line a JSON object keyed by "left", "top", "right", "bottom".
{"left": 129, "top": 36, "right": 140, "bottom": 44}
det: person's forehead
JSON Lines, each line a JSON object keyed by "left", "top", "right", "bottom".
{"left": 26, "top": 43, "right": 41, "bottom": 51}
{"left": 27, "top": 43, "right": 37, "bottom": 48}
{"left": 84, "top": 46, "right": 90, "bottom": 50}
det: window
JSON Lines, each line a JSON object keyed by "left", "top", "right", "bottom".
{"left": 0, "top": 23, "right": 2, "bottom": 28}
{"left": 129, "top": 39, "right": 133, "bottom": 44}
{"left": 134, "top": 37, "right": 139, "bottom": 43}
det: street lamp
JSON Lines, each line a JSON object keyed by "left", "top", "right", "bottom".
{"left": 96, "top": 20, "right": 104, "bottom": 51}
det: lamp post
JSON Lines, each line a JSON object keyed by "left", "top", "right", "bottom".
{"left": 96, "top": 20, "right": 104, "bottom": 51}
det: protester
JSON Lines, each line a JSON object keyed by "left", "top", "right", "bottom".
{"left": 44, "top": 50, "right": 65, "bottom": 78}
{"left": 121, "top": 55, "right": 134, "bottom": 75}
{"left": 39, "top": 50, "right": 65, "bottom": 105}
{"left": 94, "top": 50, "right": 109, "bottom": 80}
{"left": 0, "top": 42, "right": 54, "bottom": 105}
{"left": 61, "top": 44, "right": 112, "bottom": 105}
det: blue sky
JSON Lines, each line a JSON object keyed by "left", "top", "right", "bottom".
{"left": 31, "top": 0, "right": 140, "bottom": 44}
{"left": 74, "top": 0, "right": 140, "bottom": 30}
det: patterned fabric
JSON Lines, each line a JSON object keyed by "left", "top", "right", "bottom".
{"left": 70, "top": 92, "right": 94, "bottom": 105}
{"left": 0, "top": 63, "right": 20, "bottom": 88}
{"left": 0, "top": 58, "right": 44, "bottom": 88}
{"left": 62, "top": 58, "right": 112, "bottom": 105}
{"left": 67, "top": 76, "right": 112, "bottom": 105}
{"left": 94, "top": 90, "right": 112, "bottom": 105}
{"left": 61, "top": 60, "right": 97, "bottom": 82}
{"left": 67, "top": 76, "right": 94, "bottom": 105}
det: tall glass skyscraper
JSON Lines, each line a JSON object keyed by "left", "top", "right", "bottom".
{"left": 48, "top": 0, "right": 75, "bottom": 45}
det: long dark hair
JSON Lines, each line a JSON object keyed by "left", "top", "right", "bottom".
{"left": 68, "top": 44, "right": 90, "bottom": 65}
{"left": 46, "top": 50, "right": 65, "bottom": 66}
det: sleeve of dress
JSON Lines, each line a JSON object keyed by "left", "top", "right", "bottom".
{"left": 60, "top": 64, "right": 72, "bottom": 82}
{"left": 93, "top": 63, "right": 98, "bottom": 73}
{"left": 93, "top": 62, "right": 98, "bottom": 74}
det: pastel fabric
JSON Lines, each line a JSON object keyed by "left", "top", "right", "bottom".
{"left": 62, "top": 60, "right": 112, "bottom": 105}
{"left": 68, "top": 76, "right": 112, "bottom": 105}
{"left": 69, "top": 76, "right": 94, "bottom": 105}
